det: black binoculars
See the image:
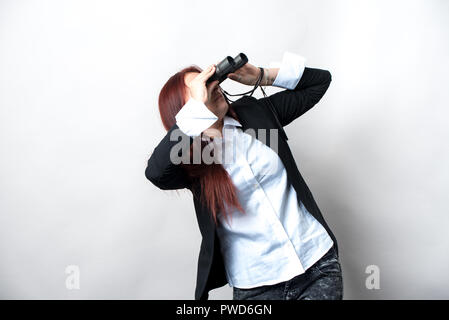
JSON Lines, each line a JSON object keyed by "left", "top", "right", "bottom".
{"left": 206, "top": 53, "right": 248, "bottom": 85}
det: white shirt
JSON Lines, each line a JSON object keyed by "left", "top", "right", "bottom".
{"left": 175, "top": 52, "right": 334, "bottom": 289}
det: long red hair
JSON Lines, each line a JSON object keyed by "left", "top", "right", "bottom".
{"left": 158, "top": 65, "right": 245, "bottom": 225}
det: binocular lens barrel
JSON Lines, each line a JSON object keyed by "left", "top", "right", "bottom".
{"left": 206, "top": 53, "right": 248, "bottom": 84}
{"left": 233, "top": 53, "right": 248, "bottom": 70}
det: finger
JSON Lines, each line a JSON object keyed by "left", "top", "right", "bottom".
{"left": 206, "top": 80, "right": 219, "bottom": 95}
{"left": 227, "top": 73, "right": 240, "bottom": 82}
{"left": 207, "top": 80, "right": 219, "bottom": 90}
{"left": 196, "top": 64, "right": 214, "bottom": 81}
{"left": 197, "top": 64, "right": 216, "bottom": 82}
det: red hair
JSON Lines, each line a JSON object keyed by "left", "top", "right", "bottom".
{"left": 158, "top": 65, "right": 245, "bottom": 225}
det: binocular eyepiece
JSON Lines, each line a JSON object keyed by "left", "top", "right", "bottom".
{"left": 206, "top": 53, "right": 248, "bottom": 85}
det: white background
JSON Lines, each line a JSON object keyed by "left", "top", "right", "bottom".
{"left": 0, "top": 0, "right": 448, "bottom": 299}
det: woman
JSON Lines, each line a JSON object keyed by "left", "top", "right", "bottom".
{"left": 145, "top": 52, "right": 343, "bottom": 300}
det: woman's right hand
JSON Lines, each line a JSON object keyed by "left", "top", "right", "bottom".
{"left": 187, "top": 64, "right": 219, "bottom": 104}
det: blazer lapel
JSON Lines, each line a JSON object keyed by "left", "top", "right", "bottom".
{"left": 232, "top": 97, "right": 302, "bottom": 199}
{"left": 195, "top": 97, "right": 295, "bottom": 237}
{"left": 232, "top": 97, "right": 289, "bottom": 170}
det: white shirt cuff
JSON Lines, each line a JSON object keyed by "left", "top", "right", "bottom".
{"left": 175, "top": 98, "right": 219, "bottom": 137}
{"left": 270, "top": 52, "right": 306, "bottom": 90}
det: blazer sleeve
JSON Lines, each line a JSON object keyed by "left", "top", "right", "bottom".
{"left": 145, "top": 123, "right": 194, "bottom": 190}
{"left": 258, "top": 67, "right": 332, "bottom": 127}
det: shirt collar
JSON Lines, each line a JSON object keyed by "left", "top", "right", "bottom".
{"left": 200, "top": 116, "right": 241, "bottom": 142}
{"left": 223, "top": 115, "right": 242, "bottom": 128}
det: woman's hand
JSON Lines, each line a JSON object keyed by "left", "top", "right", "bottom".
{"left": 187, "top": 64, "right": 219, "bottom": 104}
{"left": 227, "top": 62, "right": 263, "bottom": 86}
{"left": 228, "top": 63, "right": 279, "bottom": 86}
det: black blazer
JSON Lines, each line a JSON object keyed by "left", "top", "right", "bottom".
{"left": 145, "top": 67, "right": 338, "bottom": 300}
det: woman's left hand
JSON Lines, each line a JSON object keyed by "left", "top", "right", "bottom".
{"left": 227, "top": 63, "right": 262, "bottom": 86}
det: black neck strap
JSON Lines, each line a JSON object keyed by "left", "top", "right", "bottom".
{"left": 220, "top": 67, "right": 289, "bottom": 141}
{"left": 220, "top": 67, "right": 265, "bottom": 103}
